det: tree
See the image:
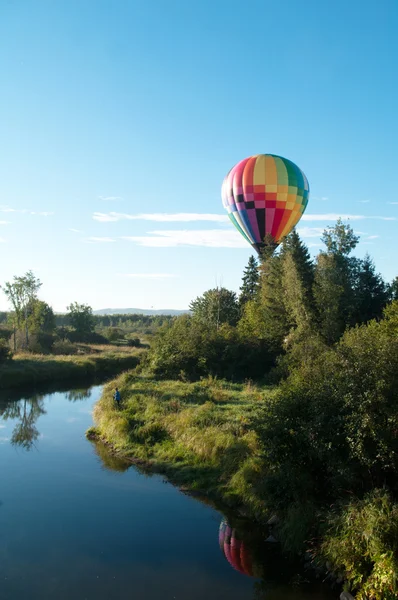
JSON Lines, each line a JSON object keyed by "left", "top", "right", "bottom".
{"left": 239, "top": 256, "right": 259, "bottom": 307}
{"left": 321, "top": 218, "right": 360, "bottom": 256}
{"left": 27, "top": 299, "right": 55, "bottom": 334}
{"left": 66, "top": 302, "right": 95, "bottom": 338}
{"left": 189, "top": 287, "right": 239, "bottom": 328}
{"left": 313, "top": 220, "right": 361, "bottom": 343}
{"left": 1, "top": 270, "right": 42, "bottom": 350}
{"left": 390, "top": 277, "right": 398, "bottom": 301}
{"left": 352, "top": 254, "right": 390, "bottom": 324}
{"left": 281, "top": 229, "right": 314, "bottom": 302}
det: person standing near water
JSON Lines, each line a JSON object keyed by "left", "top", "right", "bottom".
{"left": 114, "top": 387, "right": 121, "bottom": 406}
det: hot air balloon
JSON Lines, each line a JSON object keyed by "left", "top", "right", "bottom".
{"left": 219, "top": 519, "right": 255, "bottom": 577}
{"left": 221, "top": 154, "right": 310, "bottom": 255}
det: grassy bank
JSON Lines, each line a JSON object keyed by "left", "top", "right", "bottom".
{"left": 0, "top": 347, "right": 145, "bottom": 390}
{"left": 88, "top": 373, "right": 275, "bottom": 519}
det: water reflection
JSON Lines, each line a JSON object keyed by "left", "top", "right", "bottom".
{"left": 0, "top": 396, "right": 46, "bottom": 450}
{"left": 219, "top": 518, "right": 257, "bottom": 577}
{"left": 92, "top": 438, "right": 132, "bottom": 473}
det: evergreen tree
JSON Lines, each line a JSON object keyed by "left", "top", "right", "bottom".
{"left": 352, "top": 254, "right": 390, "bottom": 324}
{"left": 281, "top": 229, "right": 314, "bottom": 303}
{"left": 239, "top": 255, "right": 259, "bottom": 307}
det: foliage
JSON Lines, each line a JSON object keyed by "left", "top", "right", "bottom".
{"left": 239, "top": 255, "right": 259, "bottom": 307}
{"left": 0, "top": 339, "right": 12, "bottom": 363}
{"left": 1, "top": 270, "right": 42, "bottom": 350}
{"left": 189, "top": 287, "right": 240, "bottom": 328}
{"left": 146, "top": 315, "right": 274, "bottom": 381}
{"left": 66, "top": 302, "right": 95, "bottom": 338}
{"left": 0, "top": 348, "right": 144, "bottom": 390}
{"left": 321, "top": 490, "right": 398, "bottom": 600}
{"left": 27, "top": 299, "right": 56, "bottom": 334}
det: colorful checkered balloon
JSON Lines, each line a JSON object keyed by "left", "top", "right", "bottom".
{"left": 221, "top": 154, "right": 310, "bottom": 254}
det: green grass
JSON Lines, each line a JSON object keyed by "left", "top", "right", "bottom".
{"left": 0, "top": 348, "right": 145, "bottom": 390}
{"left": 89, "top": 373, "right": 276, "bottom": 518}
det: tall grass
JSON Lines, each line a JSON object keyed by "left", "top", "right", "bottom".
{"left": 0, "top": 348, "right": 145, "bottom": 390}
{"left": 90, "top": 374, "right": 275, "bottom": 516}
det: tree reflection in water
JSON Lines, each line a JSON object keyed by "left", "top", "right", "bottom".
{"left": 0, "top": 395, "right": 46, "bottom": 450}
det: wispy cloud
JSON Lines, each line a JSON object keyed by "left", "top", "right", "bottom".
{"left": 84, "top": 237, "right": 115, "bottom": 243}
{"left": 297, "top": 227, "right": 324, "bottom": 238}
{"left": 311, "top": 196, "right": 329, "bottom": 201}
{"left": 98, "top": 196, "right": 122, "bottom": 201}
{"left": 0, "top": 221, "right": 9, "bottom": 225}
{"left": 302, "top": 213, "right": 396, "bottom": 222}
{"left": 93, "top": 212, "right": 229, "bottom": 223}
{"left": 0, "top": 237, "right": 6, "bottom": 243}
{"left": 0, "top": 206, "right": 54, "bottom": 216}
{"left": 121, "top": 229, "right": 246, "bottom": 248}
{"left": 119, "top": 273, "right": 178, "bottom": 279}
{"left": 388, "top": 202, "right": 398, "bottom": 205}
{"left": 69, "top": 228, "right": 83, "bottom": 233}
{"left": 365, "top": 235, "right": 379, "bottom": 240}
{"left": 357, "top": 200, "right": 370, "bottom": 203}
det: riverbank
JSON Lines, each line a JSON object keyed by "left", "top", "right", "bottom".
{"left": 88, "top": 372, "right": 276, "bottom": 520}
{"left": 0, "top": 348, "right": 145, "bottom": 390}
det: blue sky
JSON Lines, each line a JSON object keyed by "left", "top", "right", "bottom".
{"left": 0, "top": 0, "right": 397, "bottom": 312}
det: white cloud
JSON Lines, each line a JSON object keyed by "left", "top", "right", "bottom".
{"left": 69, "top": 228, "right": 83, "bottom": 233}
{"left": 98, "top": 196, "right": 122, "bottom": 201}
{"left": 302, "top": 213, "right": 396, "bottom": 222}
{"left": 365, "top": 235, "right": 379, "bottom": 240}
{"left": 119, "top": 273, "right": 178, "bottom": 279}
{"left": 0, "top": 237, "right": 6, "bottom": 243}
{"left": 388, "top": 202, "right": 398, "bottom": 205}
{"left": 0, "top": 221, "right": 9, "bottom": 225}
{"left": 0, "top": 206, "right": 53, "bottom": 216}
{"left": 84, "top": 237, "right": 115, "bottom": 243}
{"left": 121, "top": 229, "right": 247, "bottom": 248}
{"left": 93, "top": 212, "right": 229, "bottom": 223}
{"left": 297, "top": 227, "right": 324, "bottom": 238}
{"left": 311, "top": 196, "right": 329, "bottom": 201}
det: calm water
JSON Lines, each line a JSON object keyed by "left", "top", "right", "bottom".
{"left": 0, "top": 384, "right": 337, "bottom": 600}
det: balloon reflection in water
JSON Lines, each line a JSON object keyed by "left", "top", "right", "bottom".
{"left": 219, "top": 518, "right": 262, "bottom": 577}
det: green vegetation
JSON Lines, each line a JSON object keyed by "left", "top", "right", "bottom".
{"left": 90, "top": 220, "right": 398, "bottom": 599}
{"left": 0, "top": 347, "right": 144, "bottom": 390}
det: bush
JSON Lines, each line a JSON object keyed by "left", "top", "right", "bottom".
{"left": 0, "top": 327, "right": 12, "bottom": 341}
{"left": 321, "top": 490, "right": 398, "bottom": 600}
{"left": 127, "top": 337, "right": 141, "bottom": 347}
{"left": 65, "top": 330, "right": 109, "bottom": 344}
{"left": 147, "top": 315, "right": 275, "bottom": 381}
{"left": 253, "top": 315, "right": 398, "bottom": 552}
{"left": 52, "top": 340, "right": 79, "bottom": 355}
{"left": 0, "top": 339, "right": 12, "bottom": 363}
{"left": 10, "top": 330, "right": 55, "bottom": 354}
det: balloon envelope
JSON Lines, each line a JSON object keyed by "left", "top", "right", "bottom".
{"left": 219, "top": 519, "right": 254, "bottom": 577}
{"left": 221, "top": 154, "right": 310, "bottom": 254}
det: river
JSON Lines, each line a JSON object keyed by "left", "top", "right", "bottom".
{"left": 0, "top": 383, "right": 338, "bottom": 600}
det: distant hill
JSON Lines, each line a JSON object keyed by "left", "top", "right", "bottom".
{"left": 93, "top": 308, "right": 189, "bottom": 316}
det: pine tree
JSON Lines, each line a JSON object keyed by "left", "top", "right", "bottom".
{"left": 281, "top": 229, "right": 314, "bottom": 303}
{"left": 239, "top": 255, "right": 259, "bottom": 307}
{"left": 353, "top": 254, "right": 390, "bottom": 323}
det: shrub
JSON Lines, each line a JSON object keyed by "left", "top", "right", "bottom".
{"left": 321, "top": 490, "right": 398, "bottom": 600}
{"left": 0, "top": 339, "right": 12, "bottom": 363}
{"left": 52, "top": 340, "right": 79, "bottom": 355}
{"left": 147, "top": 315, "right": 275, "bottom": 381}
